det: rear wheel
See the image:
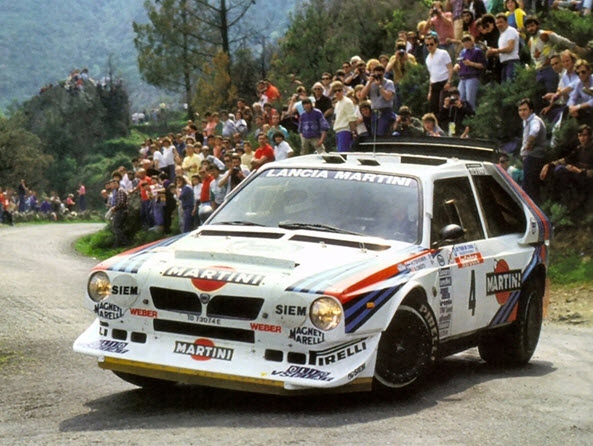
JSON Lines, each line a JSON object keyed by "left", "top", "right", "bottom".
{"left": 478, "top": 281, "right": 543, "bottom": 366}
{"left": 374, "top": 304, "right": 437, "bottom": 389}
{"left": 113, "top": 371, "right": 176, "bottom": 389}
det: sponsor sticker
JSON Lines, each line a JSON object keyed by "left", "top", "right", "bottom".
{"left": 174, "top": 338, "right": 234, "bottom": 361}
{"left": 95, "top": 302, "right": 124, "bottom": 320}
{"left": 486, "top": 259, "right": 522, "bottom": 305}
{"left": 309, "top": 339, "right": 367, "bottom": 366}
{"left": 86, "top": 340, "right": 129, "bottom": 354}
{"left": 438, "top": 267, "right": 453, "bottom": 336}
{"left": 130, "top": 308, "right": 157, "bottom": 318}
{"left": 288, "top": 326, "right": 324, "bottom": 345}
{"left": 110, "top": 275, "right": 139, "bottom": 307}
{"left": 271, "top": 365, "right": 334, "bottom": 381}
{"left": 275, "top": 305, "right": 307, "bottom": 317}
{"left": 347, "top": 363, "right": 366, "bottom": 380}
{"left": 466, "top": 163, "right": 487, "bottom": 176}
{"left": 264, "top": 168, "right": 415, "bottom": 187}
{"left": 250, "top": 322, "right": 282, "bottom": 333}
{"left": 455, "top": 253, "right": 484, "bottom": 268}
{"left": 162, "top": 265, "right": 264, "bottom": 291}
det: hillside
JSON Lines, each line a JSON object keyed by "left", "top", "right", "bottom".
{"left": 0, "top": 0, "right": 296, "bottom": 112}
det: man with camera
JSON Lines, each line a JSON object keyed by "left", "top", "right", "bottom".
{"left": 218, "top": 153, "right": 249, "bottom": 195}
{"left": 438, "top": 87, "right": 474, "bottom": 137}
{"left": 360, "top": 65, "right": 397, "bottom": 136}
{"left": 423, "top": 1, "right": 455, "bottom": 56}
{"left": 386, "top": 39, "right": 417, "bottom": 86}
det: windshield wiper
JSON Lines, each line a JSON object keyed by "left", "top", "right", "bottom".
{"left": 216, "top": 220, "right": 266, "bottom": 227}
{"left": 278, "top": 221, "right": 363, "bottom": 236}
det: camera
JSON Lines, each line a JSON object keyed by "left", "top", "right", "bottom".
{"left": 396, "top": 45, "right": 406, "bottom": 55}
{"left": 431, "top": 7, "right": 438, "bottom": 15}
{"left": 456, "top": 56, "right": 464, "bottom": 63}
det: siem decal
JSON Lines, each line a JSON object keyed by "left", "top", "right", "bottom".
{"left": 486, "top": 260, "right": 522, "bottom": 305}
{"left": 347, "top": 363, "right": 366, "bottom": 380}
{"left": 275, "top": 305, "right": 307, "bottom": 316}
{"left": 174, "top": 338, "right": 233, "bottom": 361}
{"left": 111, "top": 285, "right": 138, "bottom": 295}
{"left": 86, "top": 340, "right": 129, "bottom": 354}
{"left": 95, "top": 302, "right": 124, "bottom": 320}
{"left": 289, "top": 327, "right": 324, "bottom": 345}
{"left": 250, "top": 323, "right": 282, "bottom": 333}
{"left": 271, "top": 365, "right": 334, "bottom": 381}
{"left": 309, "top": 339, "right": 367, "bottom": 366}
{"left": 130, "top": 308, "right": 157, "bottom": 318}
{"left": 264, "top": 168, "right": 414, "bottom": 186}
{"left": 162, "top": 265, "right": 264, "bottom": 292}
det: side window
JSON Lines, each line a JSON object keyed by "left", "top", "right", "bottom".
{"left": 431, "top": 177, "right": 484, "bottom": 244}
{"left": 472, "top": 175, "right": 526, "bottom": 236}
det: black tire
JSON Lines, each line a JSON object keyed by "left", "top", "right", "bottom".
{"left": 478, "top": 281, "right": 543, "bottom": 366}
{"left": 374, "top": 303, "right": 438, "bottom": 389}
{"left": 113, "top": 371, "right": 176, "bottom": 389}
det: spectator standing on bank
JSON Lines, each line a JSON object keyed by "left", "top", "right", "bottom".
{"left": 17, "top": 179, "right": 27, "bottom": 212}
{"left": 332, "top": 81, "right": 358, "bottom": 152}
{"left": 298, "top": 98, "right": 330, "bottom": 154}
{"left": 360, "top": 65, "right": 397, "bottom": 136}
{"left": 425, "top": 34, "right": 453, "bottom": 115}
{"left": 487, "top": 13, "right": 520, "bottom": 82}
{"left": 518, "top": 97, "right": 547, "bottom": 204}
{"left": 454, "top": 34, "right": 487, "bottom": 110}
{"left": 110, "top": 178, "right": 129, "bottom": 247}
{"left": 77, "top": 182, "right": 86, "bottom": 211}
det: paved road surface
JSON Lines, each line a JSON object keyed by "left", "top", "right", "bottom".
{"left": 0, "top": 224, "right": 591, "bottom": 445}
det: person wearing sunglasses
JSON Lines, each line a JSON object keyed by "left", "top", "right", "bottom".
{"left": 567, "top": 59, "right": 593, "bottom": 122}
{"left": 425, "top": 34, "right": 453, "bottom": 115}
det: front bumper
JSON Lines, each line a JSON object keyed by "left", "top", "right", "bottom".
{"left": 74, "top": 319, "right": 378, "bottom": 395}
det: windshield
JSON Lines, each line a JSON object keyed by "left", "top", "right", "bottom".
{"left": 209, "top": 167, "right": 420, "bottom": 243}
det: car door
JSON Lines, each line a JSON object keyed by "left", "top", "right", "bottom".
{"left": 431, "top": 176, "right": 491, "bottom": 339}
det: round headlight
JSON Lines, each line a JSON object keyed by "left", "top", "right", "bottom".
{"left": 310, "top": 297, "right": 343, "bottom": 331}
{"left": 88, "top": 271, "right": 111, "bottom": 302}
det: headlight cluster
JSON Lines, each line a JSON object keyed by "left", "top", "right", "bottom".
{"left": 88, "top": 271, "right": 111, "bottom": 302}
{"left": 310, "top": 297, "right": 343, "bottom": 331}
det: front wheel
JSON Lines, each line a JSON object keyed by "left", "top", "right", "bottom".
{"left": 374, "top": 304, "right": 438, "bottom": 390}
{"left": 478, "top": 281, "right": 543, "bottom": 366}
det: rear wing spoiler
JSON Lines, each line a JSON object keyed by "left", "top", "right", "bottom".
{"left": 352, "top": 136, "right": 500, "bottom": 162}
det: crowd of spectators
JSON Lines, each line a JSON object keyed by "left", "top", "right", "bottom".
{"left": 0, "top": 180, "right": 87, "bottom": 226}
{"left": 5, "top": 1, "right": 593, "bottom": 239}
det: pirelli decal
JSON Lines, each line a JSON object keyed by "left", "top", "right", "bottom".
{"left": 162, "top": 266, "right": 264, "bottom": 286}
{"left": 486, "top": 269, "right": 522, "bottom": 295}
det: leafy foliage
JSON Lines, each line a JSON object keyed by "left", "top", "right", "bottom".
{"left": 193, "top": 52, "right": 237, "bottom": 115}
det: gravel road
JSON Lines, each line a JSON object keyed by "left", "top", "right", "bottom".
{"left": 0, "top": 223, "right": 591, "bottom": 446}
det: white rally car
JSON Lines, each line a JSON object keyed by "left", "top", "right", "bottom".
{"left": 74, "top": 137, "right": 551, "bottom": 394}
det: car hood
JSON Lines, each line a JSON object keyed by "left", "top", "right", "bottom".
{"left": 96, "top": 227, "right": 428, "bottom": 303}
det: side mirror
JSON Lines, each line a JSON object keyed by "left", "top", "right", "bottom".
{"left": 434, "top": 224, "right": 464, "bottom": 247}
{"left": 440, "top": 224, "right": 464, "bottom": 243}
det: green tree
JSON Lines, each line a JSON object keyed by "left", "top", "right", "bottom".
{"left": 0, "top": 116, "right": 52, "bottom": 192}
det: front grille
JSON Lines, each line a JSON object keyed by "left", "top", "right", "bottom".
{"left": 206, "top": 295, "right": 264, "bottom": 320}
{"left": 154, "top": 319, "right": 255, "bottom": 343}
{"left": 151, "top": 287, "right": 201, "bottom": 314}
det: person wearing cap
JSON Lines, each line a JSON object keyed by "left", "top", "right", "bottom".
{"left": 453, "top": 34, "right": 486, "bottom": 111}
{"left": 393, "top": 106, "right": 424, "bottom": 137}
{"left": 332, "top": 81, "right": 358, "bottom": 152}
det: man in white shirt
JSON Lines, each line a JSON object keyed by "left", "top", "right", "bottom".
{"left": 161, "top": 138, "right": 177, "bottom": 181}
{"left": 331, "top": 81, "right": 358, "bottom": 152}
{"left": 425, "top": 34, "right": 453, "bottom": 115}
{"left": 487, "top": 13, "right": 520, "bottom": 83}
{"left": 272, "top": 132, "right": 294, "bottom": 161}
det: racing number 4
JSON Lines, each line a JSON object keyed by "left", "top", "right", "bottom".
{"left": 468, "top": 270, "right": 476, "bottom": 316}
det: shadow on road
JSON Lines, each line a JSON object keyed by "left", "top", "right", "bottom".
{"left": 60, "top": 351, "right": 556, "bottom": 433}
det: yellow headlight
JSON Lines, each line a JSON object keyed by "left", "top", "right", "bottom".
{"left": 310, "top": 297, "right": 343, "bottom": 331}
{"left": 88, "top": 271, "right": 111, "bottom": 302}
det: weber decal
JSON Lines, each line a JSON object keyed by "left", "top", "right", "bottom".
{"left": 309, "top": 339, "right": 367, "bottom": 366}
{"left": 174, "top": 338, "right": 234, "bottom": 361}
{"left": 487, "top": 260, "right": 522, "bottom": 305}
{"left": 271, "top": 365, "right": 334, "bottom": 381}
{"left": 130, "top": 308, "right": 157, "bottom": 318}
{"left": 95, "top": 302, "right": 124, "bottom": 320}
{"left": 86, "top": 340, "right": 129, "bottom": 354}
{"left": 250, "top": 323, "right": 282, "bottom": 333}
{"left": 162, "top": 265, "right": 264, "bottom": 291}
{"left": 289, "top": 327, "right": 324, "bottom": 345}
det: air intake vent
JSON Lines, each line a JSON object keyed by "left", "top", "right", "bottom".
{"left": 151, "top": 287, "right": 201, "bottom": 314}
{"left": 199, "top": 229, "right": 284, "bottom": 239}
{"left": 289, "top": 235, "right": 391, "bottom": 251}
{"left": 153, "top": 319, "right": 255, "bottom": 343}
{"left": 207, "top": 295, "right": 264, "bottom": 320}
